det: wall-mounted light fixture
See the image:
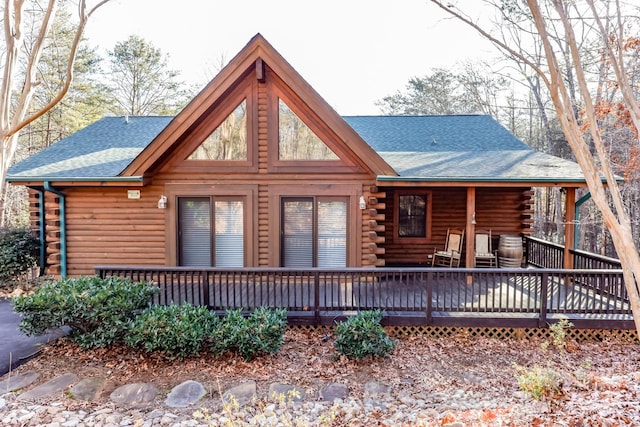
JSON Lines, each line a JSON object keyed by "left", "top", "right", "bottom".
{"left": 359, "top": 196, "right": 367, "bottom": 210}
{"left": 158, "top": 195, "right": 168, "bottom": 209}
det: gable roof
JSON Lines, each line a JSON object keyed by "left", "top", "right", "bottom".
{"left": 120, "top": 33, "right": 395, "bottom": 177}
{"left": 7, "top": 113, "right": 589, "bottom": 185}
{"left": 6, "top": 33, "right": 591, "bottom": 187}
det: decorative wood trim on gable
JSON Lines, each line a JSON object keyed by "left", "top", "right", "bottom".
{"left": 158, "top": 73, "right": 258, "bottom": 174}
{"left": 121, "top": 33, "right": 396, "bottom": 180}
{"left": 266, "top": 67, "right": 367, "bottom": 174}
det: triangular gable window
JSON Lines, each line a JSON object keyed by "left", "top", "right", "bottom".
{"left": 188, "top": 100, "right": 247, "bottom": 160}
{"left": 278, "top": 99, "right": 338, "bottom": 160}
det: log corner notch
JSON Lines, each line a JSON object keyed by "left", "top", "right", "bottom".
{"left": 362, "top": 185, "right": 386, "bottom": 267}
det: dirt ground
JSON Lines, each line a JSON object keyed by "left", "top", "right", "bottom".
{"left": 4, "top": 327, "right": 640, "bottom": 426}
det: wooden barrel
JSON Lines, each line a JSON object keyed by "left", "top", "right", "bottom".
{"left": 498, "top": 235, "right": 523, "bottom": 268}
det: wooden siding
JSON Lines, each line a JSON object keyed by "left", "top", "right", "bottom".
{"left": 65, "top": 187, "right": 166, "bottom": 276}
{"left": 383, "top": 187, "right": 532, "bottom": 266}
{"left": 35, "top": 63, "right": 381, "bottom": 276}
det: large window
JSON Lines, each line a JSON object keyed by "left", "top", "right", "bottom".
{"left": 278, "top": 99, "right": 338, "bottom": 161}
{"left": 281, "top": 197, "right": 347, "bottom": 268}
{"left": 188, "top": 100, "right": 247, "bottom": 160}
{"left": 395, "top": 191, "right": 431, "bottom": 242}
{"left": 178, "top": 197, "right": 244, "bottom": 267}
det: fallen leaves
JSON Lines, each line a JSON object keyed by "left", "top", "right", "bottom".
{"left": 6, "top": 328, "right": 640, "bottom": 425}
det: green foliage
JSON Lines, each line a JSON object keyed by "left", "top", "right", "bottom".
{"left": 514, "top": 363, "right": 562, "bottom": 401}
{"left": 334, "top": 310, "right": 395, "bottom": 360}
{"left": 212, "top": 308, "right": 288, "bottom": 361}
{"left": 12, "top": 276, "right": 157, "bottom": 349}
{"left": 0, "top": 227, "right": 39, "bottom": 282}
{"left": 125, "top": 303, "right": 218, "bottom": 360}
{"left": 108, "top": 35, "right": 192, "bottom": 116}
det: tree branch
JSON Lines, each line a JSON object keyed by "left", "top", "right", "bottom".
{"left": 7, "top": 0, "right": 112, "bottom": 139}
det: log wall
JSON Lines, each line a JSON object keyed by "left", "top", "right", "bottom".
{"left": 382, "top": 187, "right": 533, "bottom": 266}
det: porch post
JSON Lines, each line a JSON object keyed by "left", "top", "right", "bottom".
{"left": 466, "top": 187, "right": 476, "bottom": 269}
{"left": 564, "top": 187, "right": 576, "bottom": 270}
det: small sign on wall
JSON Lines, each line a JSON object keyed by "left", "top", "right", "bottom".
{"left": 127, "top": 190, "right": 141, "bottom": 199}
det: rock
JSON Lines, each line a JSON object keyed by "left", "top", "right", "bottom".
{"left": 165, "top": 380, "right": 206, "bottom": 407}
{"left": 17, "top": 373, "right": 78, "bottom": 401}
{"left": 222, "top": 381, "right": 256, "bottom": 407}
{"left": 364, "top": 381, "right": 390, "bottom": 396}
{"left": 268, "top": 383, "right": 305, "bottom": 402}
{"left": 69, "top": 377, "right": 105, "bottom": 401}
{"left": 320, "top": 383, "right": 349, "bottom": 401}
{"left": 0, "top": 371, "right": 40, "bottom": 393}
{"left": 110, "top": 383, "right": 158, "bottom": 405}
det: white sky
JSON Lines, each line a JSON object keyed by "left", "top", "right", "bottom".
{"left": 84, "top": 0, "right": 498, "bottom": 115}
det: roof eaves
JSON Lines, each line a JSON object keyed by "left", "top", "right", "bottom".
{"left": 376, "top": 175, "right": 592, "bottom": 184}
{"left": 6, "top": 176, "right": 145, "bottom": 183}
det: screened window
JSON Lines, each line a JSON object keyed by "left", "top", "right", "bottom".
{"left": 278, "top": 99, "right": 338, "bottom": 161}
{"left": 396, "top": 191, "right": 431, "bottom": 241}
{"left": 188, "top": 100, "right": 247, "bottom": 160}
{"left": 281, "top": 197, "right": 347, "bottom": 267}
{"left": 178, "top": 197, "right": 244, "bottom": 267}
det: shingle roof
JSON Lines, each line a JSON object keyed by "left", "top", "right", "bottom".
{"left": 343, "top": 115, "right": 586, "bottom": 182}
{"left": 7, "top": 114, "right": 587, "bottom": 183}
{"left": 8, "top": 116, "right": 173, "bottom": 179}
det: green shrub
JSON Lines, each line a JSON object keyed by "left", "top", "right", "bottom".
{"left": 125, "top": 303, "right": 218, "bottom": 359}
{"left": 212, "top": 308, "right": 288, "bottom": 361}
{"left": 12, "top": 276, "right": 157, "bottom": 349}
{"left": 334, "top": 310, "right": 395, "bottom": 359}
{"left": 0, "top": 227, "right": 39, "bottom": 282}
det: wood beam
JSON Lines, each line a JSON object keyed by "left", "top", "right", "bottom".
{"left": 564, "top": 187, "right": 576, "bottom": 270}
{"left": 256, "top": 58, "right": 265, "bottom": 82}
{"left": 466, "top": 187, "right": 476, "bottom": 270}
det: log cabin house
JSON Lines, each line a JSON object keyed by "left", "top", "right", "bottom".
{"left": 7, "top": 34, "right": 591, "bottom": 278}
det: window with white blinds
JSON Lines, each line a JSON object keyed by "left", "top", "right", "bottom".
{"left": 178, "top": 197, "right": 244, "bottom": 267}
{"left": 281, "top": 197, "right": 347, "bottom": 268}
{"left": 317, "top": 199, "right": 347, "bottom": 268}
{"left": 214, "top": 200, "right": 244, "bottom": 267}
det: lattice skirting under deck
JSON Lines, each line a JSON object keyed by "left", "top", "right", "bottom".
{"left": 291, "top": 324, "right": 639, "bottom": 343}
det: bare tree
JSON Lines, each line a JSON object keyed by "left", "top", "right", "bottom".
{"left": 0, "top": 0, "right": 111, "bottom": 208}
{"left": 430, "top": 0, "right": 640, "bottom": 332}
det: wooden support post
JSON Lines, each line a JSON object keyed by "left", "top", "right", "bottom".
{"left": 564, "top": 187, "right": 576, "bottom": 271}
{"left": 466, "top": 187, "right": 476, "bottom": 267}
{"left": 466, "top": 187, "right": 476, "bottom": 284}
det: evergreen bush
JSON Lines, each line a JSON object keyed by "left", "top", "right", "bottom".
{"left": 0, "top": 227, "right": 39, "bottom": 282}
{"left": 12, "top": 276, "right": 157, "bottom": 348}
{"left": 212, "top": 308, "right": 288, "bottom": 361}
{"left": 334, "top": 310, "right": 395, "bottom": 359}
{"left": 125, "top": 303, "right": 218, "bottom": 359}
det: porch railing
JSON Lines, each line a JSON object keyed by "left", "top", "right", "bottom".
{"left": 524, "top": 236, "right": 622, "bottom": 270}
{"left": 96, "top": 265, "right": 632, "bottom": 329}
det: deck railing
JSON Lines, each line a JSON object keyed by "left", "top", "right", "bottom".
{"left": 96, "top": 265, "right": 632, "bottom": 329}
{"left": 524, "top": 236, "right": 622, "bottom": 270}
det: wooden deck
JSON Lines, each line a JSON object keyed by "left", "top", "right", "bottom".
{"left": 95, "top": 265, "right": 633, "bottom": 330}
